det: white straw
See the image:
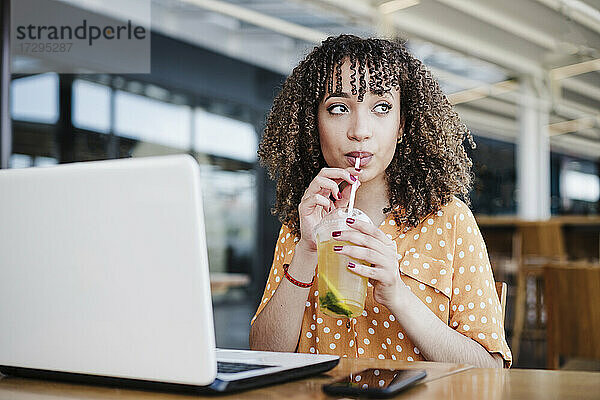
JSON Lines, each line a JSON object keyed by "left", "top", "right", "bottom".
{"left": 347, "top": 157, "right": 360, "bottom": 218}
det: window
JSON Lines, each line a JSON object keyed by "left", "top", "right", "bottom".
{"left": 73, "top": 80, "right": 111, "bottom": 133}
{"left": 561, "top": 167, "right": 599, "bottom": 203}
{"left": 192, "top": 110, "right": 257, "bottom": 278}
{"left": 9, "top": 154, "right": 33, "bottom": 169}
{"left": 194, "top": 109, "right": 257, "bottom": 162}
{"left": 115, "top": 91, "right": 191, "bottom": 150}
{"left": 11, "top": 73, "right": 59, "bottom": 123}
{"left": 34, "top": 156, "right": 58, "bottom": 167}
{"left": 558, "top": 158, "right": 599, "bottom": 215}
{"left": 199, "top": 164, "right": 256, "bottom": 275}
{"left": 468, "top": 135, "right": 516, "bottom": 215}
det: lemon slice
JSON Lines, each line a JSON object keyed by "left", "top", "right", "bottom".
{"left": 319, "top": 271, "right": 353, "bottom": 317}
{"left": 320, "top": 271, "right": 344, "bottom": 300}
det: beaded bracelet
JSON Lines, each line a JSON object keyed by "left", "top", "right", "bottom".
{"left": 282, "top": 263, "right": 314, "bottom": 288}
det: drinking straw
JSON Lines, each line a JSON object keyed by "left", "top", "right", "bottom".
{"left": 347, "top": 157, "right": 360, "bottom": 218}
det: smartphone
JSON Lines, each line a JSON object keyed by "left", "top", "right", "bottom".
{"left": 322, "top": 368, "right": 427, "bottom": 398}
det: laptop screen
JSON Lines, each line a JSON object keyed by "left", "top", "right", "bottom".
{"left": 0, "top": 155, "right": 217, "bottom": 385}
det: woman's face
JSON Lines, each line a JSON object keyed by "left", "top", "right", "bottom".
{"left": 317, "top": 60, "right": 403, "bottom": 186}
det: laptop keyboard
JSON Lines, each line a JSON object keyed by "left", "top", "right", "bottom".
{"left": 217, "top": 361, "right": 272, "bottom": 374}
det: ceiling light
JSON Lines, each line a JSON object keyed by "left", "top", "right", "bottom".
{"left": 447, "top": 80, "right": 517, "bottom": 105}
{"left": 550, "top": 58, "right": 600, "bottom": 80}
{"left": 378, "top": 0, "right": 421, "bottom": 14}
{"left": 548, "top": 117, "right": 596, "bottom": 136}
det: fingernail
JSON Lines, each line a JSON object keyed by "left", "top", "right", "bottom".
{"left": 332, "top": 231, "right": 341, "bottom": 237}
{"left": 350, "top": 175, "right": 357, "bottom": 182}
{"left": 347, "top": 262, "right": 355, "bottom": 268}
{"left": 355, "top": 168, "right": 362, "bottom": 172}
{"left": 346, "top": 218, "right": 355, "bottom": 224}
{"left": 337, "top": 192, "right": 342, "bottom": 200}
{"left": 333, "top": 245, "right": 343, "bottom": 251}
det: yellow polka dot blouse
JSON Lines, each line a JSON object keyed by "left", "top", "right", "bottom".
{"left": 251, "top": 198, "right": 513, "bottom": 367}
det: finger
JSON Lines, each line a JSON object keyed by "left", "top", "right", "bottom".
{"left": 346, "top": 261, "right": 382, "bottom": 281}
{"left": 335, "top": 196, "right": 349, "bottom": 209}
{"left": 317, "top": 167, "right": 359, "bottom": 186}
{"left": 334, "top": 244, "right": 387, "bottom": 267}
{"left": 333, "top": 180, "right": 359, "bottom": 208}
{"left": 339, "top": 180, "right": 351, "bottom": 193}
{"left": 346, "top": 218, "right": 391, "bottom": 245}
{"left": 306, "top": 176, "right": 342, "bottom": 200}
{"left": 301, "top": 193, "right": 331, "bottom": 213}
{"left": 333, "top": 230, "right": 388, "bottom": 256}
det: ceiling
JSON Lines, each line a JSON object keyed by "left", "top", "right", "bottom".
{"left": 60, "top": 0, "right": 600, "bottom": 158}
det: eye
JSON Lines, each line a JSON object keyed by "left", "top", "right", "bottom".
{"left": 327, "top": 104, "right": 349, "bottom": 114}
{"left": 373, "top": 103, "right": 392, "bottom": 114}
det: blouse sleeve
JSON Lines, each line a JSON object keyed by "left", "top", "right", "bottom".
{"left": 250, "top": 224, "right": 298, "bottom": 326}
{"left": 448, "top": 201, "right": 513, "bottom": 367}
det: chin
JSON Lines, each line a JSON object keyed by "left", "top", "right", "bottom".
{"left": 361, "top": 170, "right": 386, "bottom": 184}
{"left": 358, "top": 171, "right": 376, "bottom": 184}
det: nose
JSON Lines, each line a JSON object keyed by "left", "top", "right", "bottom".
{"left": 347, "top": 108, "right": 372, "bottom": 142}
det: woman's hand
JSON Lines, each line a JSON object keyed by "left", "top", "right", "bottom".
{"left": 297, "top": 168, "right": 359, "bottom": 252}
{"left": 332, "top": 218, "right": 408, "bottom": 310}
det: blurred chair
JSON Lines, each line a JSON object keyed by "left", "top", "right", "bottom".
{"left": 511, "top": 221, "right": 566, "bottom": 364}
{"left": 210, "top": 272, "right": 250, "bottom": 295}
{"left": 544, "top": 263, "right": 600, "bottom": 370}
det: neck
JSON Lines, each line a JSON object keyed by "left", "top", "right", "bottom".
{"left": 352, "top": 175, "right": 390, "bottom": 226}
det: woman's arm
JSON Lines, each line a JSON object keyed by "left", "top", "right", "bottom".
{"left": 250, "top": 168, "right": 358, "bottom": 352}
{"left": 249, "top": 240, "right": 316, "bottom": 352}
{"left": 388, "top": 289, "right": 503, "bottom": 368}
{"left": 336, "top": 217, "right": 505, "bottom": 368}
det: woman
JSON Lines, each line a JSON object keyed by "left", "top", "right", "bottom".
{"left": 249, "top": 35, "right": 511, "bottom": 368}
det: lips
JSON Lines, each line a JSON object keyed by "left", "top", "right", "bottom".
{"left": 345, "top": 151, "right": 373, "bottom": 168}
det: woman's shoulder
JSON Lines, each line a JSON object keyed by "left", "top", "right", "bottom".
{"left": 277, "top": 223, "right": 300, "bottom": 245}
{"left": 436, "top": 196, "right": 474, "bottom": 221}
{"left": 415, "top": 196, "right": 477, "bottom": 234}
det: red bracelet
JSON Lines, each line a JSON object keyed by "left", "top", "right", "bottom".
{"left": 282, "top": 264, "right": 314, "bottom": 288}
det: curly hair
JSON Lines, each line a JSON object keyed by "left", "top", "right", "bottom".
{"left": 258, "top": 34, "right": 475, "bottom": 237}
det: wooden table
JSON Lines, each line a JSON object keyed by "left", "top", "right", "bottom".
{"left": 1, "top": 359, "right": 599, "bottom": 400}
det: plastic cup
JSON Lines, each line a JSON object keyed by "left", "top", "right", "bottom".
{"left": 314, "top": 207, "right": 373, "bottom": 318}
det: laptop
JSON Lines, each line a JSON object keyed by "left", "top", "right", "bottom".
{"left": 0, "top": 155, "right": 339, "bottom": 393}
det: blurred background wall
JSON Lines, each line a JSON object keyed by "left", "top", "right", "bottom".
{"left": 1, "top": 0, "right": 599, "bottom": 369}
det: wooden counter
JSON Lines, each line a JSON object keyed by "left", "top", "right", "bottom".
{"left": 1, "top": 358, "right": 599, "bottom": 400}
{"left": 476, "top": 215, "right": 600, "bottom": 261}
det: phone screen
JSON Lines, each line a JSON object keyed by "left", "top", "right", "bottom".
{"left": 323, "top": 368, "right": 426, "bottom": 397}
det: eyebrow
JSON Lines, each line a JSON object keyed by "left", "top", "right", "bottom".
{"left": 324, "top": 92, "right": 351, "bottom": 101}
{"left": 323, "top": 90, "right": 395, "bottom": 102}
{"left": 372, "top": 90, "right": 395, "bottom": 99}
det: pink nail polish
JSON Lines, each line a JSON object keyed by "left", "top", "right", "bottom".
{"left": 337, "top": 192, "right": 342, "bottom": 200}
{"left": 350, "top": 175, "right": 357, "bottom": 182}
